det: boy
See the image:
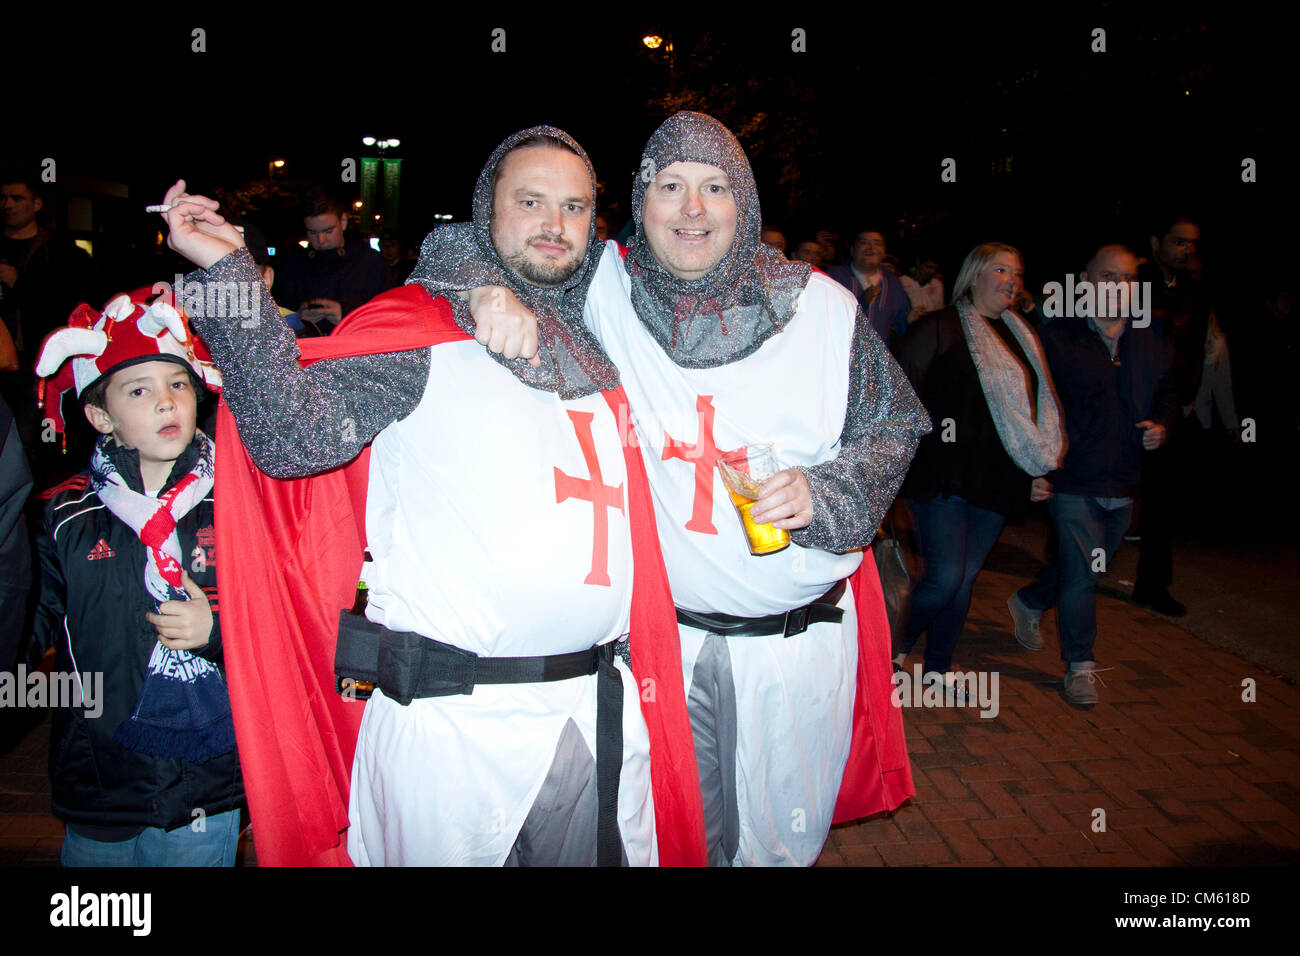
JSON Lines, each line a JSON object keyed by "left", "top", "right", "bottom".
{"left": 30, "top": 291, "right": 243, "bottom": 866}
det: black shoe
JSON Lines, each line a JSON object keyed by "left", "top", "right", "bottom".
{"left": 1131, "top": 589, "right": 1187, "bottom": 617}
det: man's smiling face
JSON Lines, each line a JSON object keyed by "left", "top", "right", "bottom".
{"left": 641, "top": 161, "right": 738, "bottom": 280}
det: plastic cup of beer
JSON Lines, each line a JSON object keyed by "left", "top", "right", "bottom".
{"left": 717, "top": 443, "right": 791, "bottom": 555}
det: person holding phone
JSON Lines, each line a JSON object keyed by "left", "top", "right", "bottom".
{"left": 277, "top": 186, "right": 393, "bottom": 335}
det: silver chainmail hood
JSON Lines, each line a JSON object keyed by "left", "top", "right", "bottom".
{"left": 406, "top": 125, "right": 620, "bottom": 399}
{"left": 625, "top": 111, "right": 812, "bottom": 368}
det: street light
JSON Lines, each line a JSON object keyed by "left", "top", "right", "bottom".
{"left": 361, "top": 136, "right": 403, "bottom": 235}
{"left": 642, "top": 32, "right": 674, "bottom": 74}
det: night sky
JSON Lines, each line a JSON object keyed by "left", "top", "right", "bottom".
{"left": 8, "top": 6, "right": 1293, "bottom": 293}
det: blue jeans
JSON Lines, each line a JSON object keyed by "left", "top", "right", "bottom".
{"left": 1016, "top": 493, "right": 1132, "bottom": 664}
{"left": 61, "top": 808, "right": 241, "bottom": 867}
{"left": 901, "top": 496, "right": 1006, "bottom": 673}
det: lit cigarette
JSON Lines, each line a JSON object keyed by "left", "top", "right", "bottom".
{"left": 146, "top": 204, "right": 174, "bottom": 213}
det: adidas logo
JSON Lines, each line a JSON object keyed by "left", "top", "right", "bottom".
{"left": 87, "top": 539, "right": 115, "bottom": 561}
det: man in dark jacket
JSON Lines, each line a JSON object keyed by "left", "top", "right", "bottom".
{"left": 275, "top": 187, "right": 394, "bottom": 335}
{"left": 1007, "top": 244, "right": 1177, "bottom": 706}
{"left": 0, "top": 174, "right": 95, "bottom": 471}
{"left": 1131, "top": 216, "right": 1209, "bottom": 615}
{"left": 826, "top": 229, "right": 912, "bottom": 347}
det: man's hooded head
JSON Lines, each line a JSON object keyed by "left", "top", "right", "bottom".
{"left": 408, "top": 126, "right": 619, "bottom": 398}
{"left": 625, "top": 111, "right": 811, "bottom": 368}
{"left": 478, "top": 130, "right": 595, "bottom": 290}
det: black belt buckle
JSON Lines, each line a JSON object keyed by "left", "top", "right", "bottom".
{"left": 783, "top": 604, "right": 811, "bottom": 638}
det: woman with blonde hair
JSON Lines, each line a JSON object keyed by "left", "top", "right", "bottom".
{"left": 893, "top": 242, "right": 1064, "bottom": 688}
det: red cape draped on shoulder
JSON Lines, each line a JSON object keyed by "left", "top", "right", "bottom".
{"left": 213, "top": 285, "right": 705, "bottom": 866}
{"left": 833, "top": 552, "right": 916, "bottom": 822}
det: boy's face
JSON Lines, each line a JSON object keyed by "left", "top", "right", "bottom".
{"left": 84, "top": 360, "right": 198, "bottom": 476}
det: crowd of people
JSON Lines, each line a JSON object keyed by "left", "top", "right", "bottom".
{"left": 0, "top": 111, "right": 1287, "bottom": 868}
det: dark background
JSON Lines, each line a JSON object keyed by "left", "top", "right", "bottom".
{"left": 6, "top": 5, "right": 1293, "bottom": 301}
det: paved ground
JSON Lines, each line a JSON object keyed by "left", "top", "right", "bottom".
{"left": 3, "top": 515, "right": 1297, "bottom": 867}
{"left": 818, "top": 515, "right": 1300, "bottom": 867}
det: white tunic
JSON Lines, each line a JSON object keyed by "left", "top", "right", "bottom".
{"left": 583, "top": 242, "right": 863, "bottom": 864}
{"left": 347, "top": 339, "right": 656, "bottom": 865}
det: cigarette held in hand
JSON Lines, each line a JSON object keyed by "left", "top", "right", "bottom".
{"left": 146, "top": 204, "right": 243, "bottom": 233}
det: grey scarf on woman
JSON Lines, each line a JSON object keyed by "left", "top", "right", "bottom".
{"left": 956, "top": 297, "right": 1064, "bottom": 477}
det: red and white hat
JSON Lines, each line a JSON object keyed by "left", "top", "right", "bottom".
{"left": 35, "top": 289, "right": 222, "bottom": 444}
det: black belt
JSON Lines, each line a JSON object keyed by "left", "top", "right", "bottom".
{"left": 335, "top": 611, "right": 623, "bottom": 867}
{"left": 675, "top": 579, "right": 847, "bottom": 638}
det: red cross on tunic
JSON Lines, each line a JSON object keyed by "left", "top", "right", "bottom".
{"left": 662, "top": 394, "right": 721, "bottom": 535}
{"left": 554, "top": 409, "right": 625, "bottom": 587}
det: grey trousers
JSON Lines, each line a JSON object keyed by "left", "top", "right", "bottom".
{"left": 686, "top": 634, "right": 741, "bottom": 867}
{"left": 504, "top": 717, "right": 628, "bottom": 867}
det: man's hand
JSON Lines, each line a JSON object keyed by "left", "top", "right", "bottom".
{"left": 749, "top": 468, "right": 813, "bottom": 530}
{"left": 160, "top": 179, "right": 245, "bottom": 270}
{"left": 300, "top": 298, "right": 343, "bottom": 327}
{"left": 1030, "top": 476, "right": 1053, "bottom": 502}
{"left": 467, "top": 285, "right": 541, "bottom": 367}
{"left": 0, "top": 262, "right": 17, "bottom": 288}
{"left": 1136, "top": 420, "right": 1167, "bottom": 451}
{"left": 145, "top": 571, "right": 214, "bottom": 651}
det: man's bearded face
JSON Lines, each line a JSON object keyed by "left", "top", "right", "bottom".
{"left": 642, "top": 162, "right": 738, "bottom": 280}
{"left": 490, "top": 145, "right": 592, "bottom": 288}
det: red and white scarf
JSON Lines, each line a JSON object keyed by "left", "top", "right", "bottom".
{"left": 91, "top": 431, "right": 235, "bottom": 763}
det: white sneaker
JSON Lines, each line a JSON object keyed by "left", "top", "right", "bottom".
{"left": 1007, "top": 592, "right": 1044, "bottom": 651}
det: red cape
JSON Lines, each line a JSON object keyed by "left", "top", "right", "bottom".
{"left": 832, "top": 553, "right": 916, "bottom": 822}
{"left": 213, "top": 285, "right": 706, "bottom": 866}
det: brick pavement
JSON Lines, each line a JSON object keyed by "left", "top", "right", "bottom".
{"left": 817, "top": 540, "right": 1300, "bottom": 867}
{"left": 2, "top": 530, "right": 1297, "bottom": 867}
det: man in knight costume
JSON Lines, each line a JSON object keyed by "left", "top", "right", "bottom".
{"left": 158, "top": 127, "right": 705, "bottom": 867}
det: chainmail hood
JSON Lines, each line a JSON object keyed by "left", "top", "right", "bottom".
{"left": 407, "top": 125, "right": 619, "bottom": 398}
{"left": 625, "top": 111, "right": 812, "bottom": 368}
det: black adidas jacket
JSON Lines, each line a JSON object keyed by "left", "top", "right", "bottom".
{"left": 30, "top": 435, "right": 243, "bottom": 833}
